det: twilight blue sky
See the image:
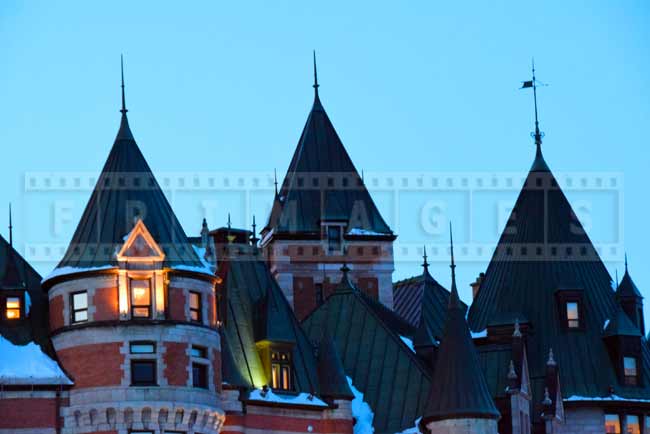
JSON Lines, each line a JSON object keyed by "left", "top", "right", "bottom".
{"left": 1, "top": 1, "right": 649, "bottom": 312}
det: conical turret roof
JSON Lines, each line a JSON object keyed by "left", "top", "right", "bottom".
{"left": 51, "top": 108, "right": 204, "bottom": 276}
{"left": 264, "top": 80, "right": 392, "bottom": 237}
{"left": 421, "top": 231, "right": 499, "bottom": 424}
{"left": 617, "top": 260, "right": 642, "bottom": 299}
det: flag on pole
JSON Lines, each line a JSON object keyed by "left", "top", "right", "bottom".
{"left": 521, "top": 80, "right": 534, "bottom": 89}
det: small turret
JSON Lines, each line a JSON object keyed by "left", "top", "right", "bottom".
{"left": 616, "top": 256, "right": 644, "bottom": 334}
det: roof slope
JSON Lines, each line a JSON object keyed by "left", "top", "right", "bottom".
{"left": 302, "top": 267, "right": 431, "bottom": 434}
{"left": 421, "top": 253, "right": 499, "bottom": 424}
{"left": 617, "top": 263, "right": 643, "bottom": 299}
{"left": 219, "top": 244, "right": 320, "bottom": 394}
{"left": 393, "top": 266, "right": 466, "bottom": 342}
{"left": 53, "top": 112, "right": 203, "bottom": 273}
{"left": 265, "top": 88, "right": 392, "bottom": 236}
{"left": 468, "top": 145, "right": 650, "bottom": 401}
{"left": 0, "top": 236, "right": 50, "bottom": 351}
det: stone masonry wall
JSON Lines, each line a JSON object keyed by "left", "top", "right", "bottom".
{"left": 425, "top": 418, "right": 498, "bottom": 434}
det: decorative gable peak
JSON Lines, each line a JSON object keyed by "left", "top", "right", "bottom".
{"left": 116, "top": 219, "right": 165, "bottom": 264}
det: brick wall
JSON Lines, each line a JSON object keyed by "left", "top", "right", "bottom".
{"left": 57, "top": 342, "right": 124, "bottom": 388}
{"left": 168, "top": 287, "right": 186, "bottom": 321}
{"left": 164, "top": 341, "right": 189, "bottom": 386}
{"left": 49, "top": 294, "right": 64, "bottom": 331}
{"left": 293, "top": 276, "right": 316, "bottom": 321}
{"left": 0, "top": 398, "right": 57, "bottom": 429}
{"left": 93, "top": 286, "right": 118, "bottom": 321}
{"left": 208, "top": 293, "right": 216, "bottom": 326}
{"left": 357, "top": 277, "right": 378, "bottom": 300}
{"left": 426, "top": 418, "right": 498, "bottom": 434}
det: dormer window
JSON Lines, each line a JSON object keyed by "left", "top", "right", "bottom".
{"left": 624, "top": 356, "right": 639, "bottom": 386}
{"left": 5, "top": 296, "right": 21, "bottom": 320}
{"left": 271, "top": 349, "right": 292, "bottom": 391}
{"left": 566, "top": 302, "right": 580, "bottom": 329}
{"left": 326, "top": 225, "right": 342, "bottom": 253}
{"left": 131, "top": 279, "right": 152, "bottom": 318}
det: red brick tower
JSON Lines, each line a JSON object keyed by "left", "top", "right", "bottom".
{"left": 42, "top": 64, "right": 225, "bottom": 434}
{"left": 261, "top": 55, "right": 396, "bottom": 320}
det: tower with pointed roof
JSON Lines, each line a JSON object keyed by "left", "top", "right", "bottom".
{"left": 468, "top": 65, "right": 650, "bottom": 433}
{"left": 616, "top": 256, "right": 645, "bottom": 334}
{"left": 261, "top": 53, "right": 396, "bottom": 320}
{"left": 41, "top": 60, "right": 225, "bottom": 433}
{"left": 419, "top": 225, "right": 500, "bottom": 433}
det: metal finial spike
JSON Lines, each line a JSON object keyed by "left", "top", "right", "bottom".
{"left": 274, "top": 168, "right": 278, "bottom": 196}
{"left": 449, "top": 222, "right": 456, "bottom": 273}
{"left": 615, "top": 269, "right": 619, "bottom": 289}
{"left": 227, "top": 213, "right": 231, "bottom": 229}
{"left": 508, "top": 360, "right": 518, "bottom": 380}
{"left": 120, "top": 54, "right": 127, "bottom": 114}
{"left": 8, "top": 203, "right": 12, "bottom": 247}
{"left": 313, "top": 50, "right": 319, "bottom": 94}
{"left": 513, "top": 318, "right": 522, "bottom": 337}
{"left": 547, "top": 348, "right": 556, "bottom": 366}
{"left": 422, "top": 245, "right": 429, "bottom": 272}
{"left": 252, "top": 215, "right": 257, "bottom": 236}
{"left": 625, "top": 253, "right": 628, "bottom": 272}
{"left": 542, "top": 388, "right": 552, "bottom": 406}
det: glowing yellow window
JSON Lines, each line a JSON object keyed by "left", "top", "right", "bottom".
{"left": 131, "top": 279, "right": 151, "bottom": 318}
{"left": 270, "top": 350, "right": 292, "bottom": 391}
{"left": 5, "top": 296, "right": 21, "bottom": 319}
{"left": 605, "top": 414, "right": 620, "bottom": 434}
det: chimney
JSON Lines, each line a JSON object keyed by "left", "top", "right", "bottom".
{"left": 470, "top": 272, "right": 485, "bottom": 299}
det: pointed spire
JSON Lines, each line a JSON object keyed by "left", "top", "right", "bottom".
{"left": 8, "top": 203, "right": 13, "bottom": 247}
{"left": 513, "top": 318, "right": 522, "bottom": 337}
{"left": 312, "top": 50, "right": 319, "bottom": 96}
{"left": 120, "top": 54, "right": 127, "bottom": 115}
{"left": 227, "top": 213, "right": 231, "bottom": 229}
{"left": 274, "top": 168, "right": 278, "bottom": 196}
{"left": 625, "top": 252, "right": 629, "bottom": 272}
{"left": 448, "top": 222, "right": 460, "bottom": 309}
{"left": 531, "top": 58, "right": 542, "bottom": 151}
{"left": 547, "top": 348, "right": 556, "bottom": 366}
{"left": 422, "top": 245, "right": 429, "bottom": 274}
{"left": 251, "top": 215, "right": 260, "bottom": 246}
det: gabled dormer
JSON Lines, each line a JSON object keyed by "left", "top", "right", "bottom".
{"left": 0, "top": 241, "right": 26, "bottom": 322}
{"left": 603, "top": 308, "right": 643, "bottom": 387}
{"left": 115, "top": 219, "right": 166, "bottom": 320}
{"left": 616, "top": 257, "right": 644, "bottom": 334}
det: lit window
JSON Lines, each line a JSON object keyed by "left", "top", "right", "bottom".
{"left": 191, "top": 345, "right": 207, "bottom": 358}
{"left": 192, "top": 362, "right": 208, "bottom": 389}
{"left": 326, "top": 226, "right": 342, "bottom": 253}
{"left": 566, "top": 302, "right": 580, "bottom": 328}
{"left": 624, "top": 357, "right": 639, "bottom": 386}
{"left": 626, "top": 415, "right": 640, "bottom": 434}
{"left": 605, "top": 414, "right": 620, "bottom": 434}
{"left": 131, "top": 360, "right": 156, "bottom": 386}
{"left": 71, "top": 291, "right": 88, "bottom": 323}
{"left": 271, "top": 350, "right": 292, "bottom": 391}
{"left": 189, "top": 291, "right": 202, "bottom": 322}
{"left": 131, "top": 279, "right": 151, "bottom": 318}
{"left": 5, "top": 296, "right": 21, "bottom": 319}
{"left": 130, "top": 342, "right": 155, "bottom": 354}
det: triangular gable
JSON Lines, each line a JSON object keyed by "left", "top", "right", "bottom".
{"left": 117, "top": 219, "right": 165, "bottom": 263}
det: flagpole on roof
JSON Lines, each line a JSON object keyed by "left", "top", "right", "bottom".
{"left": 532, "top": 58, "right": 542, "bottom": 150}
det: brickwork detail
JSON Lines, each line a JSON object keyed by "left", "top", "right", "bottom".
{"left": 0, "top": 398, "right": 58, "bottom": 429}
{"left": 168, "top": 286, "right": 186, "bottom": 321}
{"left": 49, "top": 294, "right": 64, "bottom": 331}
{"left": 92, "top": 286, "right": 118, "bottom": 321}
{"left": 57, "top": 342, "right": 124, "bottom": 388}
{"left": 163, "top": 341, "right": 189, "bottom": 386}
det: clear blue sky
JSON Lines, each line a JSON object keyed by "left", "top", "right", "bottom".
{"left": 1, "top": 1, "right": 648, "bottom": 315}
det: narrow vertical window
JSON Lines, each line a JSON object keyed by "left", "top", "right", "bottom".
{"left": 327, "top": 226, "right": 342, "bottom": 253}
{"left": 5, "top": 296, "right": 21, "bottom": 319}
{"left": 71, "top": 291, "right": 88, "bottom": 323}
{"left": 270, "top": 350, "right": 292, "bottom": 390}
{"left": 189, "top": 291, "right": 202, "bottom": 322}
{"left": 605, "top": 414, "right": 620, "bottom": 434}
{"left": 131, "top": 279, "right": 151, "bottom": 318}
{"left": 625, "top": 415, "right": 640, "bottom": 434}
{"left": 624, "top": 357, "right": 639, "bottom": 386}
{"left": 192, "top": 362, "right": 208, "bottom": 389}
{"left": 566, "top": 301, "right": 580, "bottom": 328}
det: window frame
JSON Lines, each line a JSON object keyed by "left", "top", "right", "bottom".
{"left": 70, "top": 290, "right": 88, "bottom": 324}
{"left": 3, "top": 293, "right": 22, "bottom": 320}
{"left": 623, "top": 356, "right": 640, "bottom": 386}
{"left": 192, "top": 362, "right": 208, "bottom": 389}
{"left": 605, "top": 413, "right": 621, "bottom": 434}
{"left": 189, "top": 291, "right": 202, "bottom": 323}
{"left": 130, "top": 278, "right": 152, "bottom": 319}
{"left": 270, "top": 349, "right": 293, "bottom": 391}
{"left": 555, "top": 289, "right": 585, "bottom": 332}
{"left": 129, "top": 341, "right": 156, "bottom": 354}
{"left": 130, "top": 359, "right": 157, "bottom": 386}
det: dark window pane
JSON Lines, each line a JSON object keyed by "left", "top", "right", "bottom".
{"left": 131, "top": 360, "right": 156, "bottom": 385}
{"left": 192, "top": 363, "right": 208, "bottom": 389}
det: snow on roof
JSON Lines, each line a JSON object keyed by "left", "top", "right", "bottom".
{"left": 347, "top": 376, "right": 374, "bottom": 434}
{"left": 0, "top": 336, "right": 72, "bottom": 385}
{"left": 247, "top": 388, "right": 328, "bottom": 407}
{"left": 565, "top": 394, "right": 650, "bottom": 404}
{"left": 395, "top": 417, "right": 421, "bottom": 433}
{"left": 42, "top": 265, "right": 116, "bottom": 283}
{"left": 172, "top": 263, "right": 215, "bottom": 277}
{"left": 400, "top": 336, "right": 415, "bottom": 353}
{"left": 191, "top": 245, "right": 215, "bottom": 272}
{"left": 471, "top": 329, "right": 488, "bottom": 339}
{"left": 347, "top": 228, "right": 390, "bottom": 236}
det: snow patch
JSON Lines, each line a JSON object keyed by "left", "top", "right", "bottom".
{"left": 603, "top": 319, "right": 610, "bottom": 331}
{"left": 42, "top": 265, "right": 116, "bottom": 283}
{"left": 172, "top": 264, "right": 215, "bottom": 277}
{"left": 471, "top": 329, "right": 488, "bottom": 339}
{"left": 400, "top": 336, "right": 415, "bottom": 353}
{"left": 247, "top": 388, "right": 328, "bottom": 407}
{"left": 0, "top": 336, "right": 72, "bottom": 385}
{"left": 192, "top": 245, "right": 214, "bottom": 271}
{"left": 24, "top": 290, "right": 31, "bottom": 316}
{"left": 347, "top": 228, "right": 389, "bottom": 237}
{"left": 565, "top": 394, "right": 650, "bottom": 404}
{"left": 347, "top": 376, "right": 374, "bottom": 434}
{"left": 395, "top": 417, "right": 421, "bottom": 433}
